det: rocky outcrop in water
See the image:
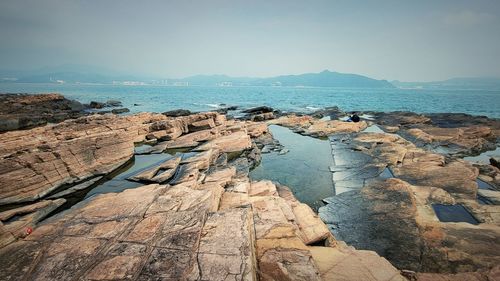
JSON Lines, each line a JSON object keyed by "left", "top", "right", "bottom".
{"left": 0, "top": 93, "right": 86, "bottom": 132}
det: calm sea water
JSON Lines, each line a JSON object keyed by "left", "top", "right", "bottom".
{"left": 1, "top": 83, "right": 499, "bottom": 117}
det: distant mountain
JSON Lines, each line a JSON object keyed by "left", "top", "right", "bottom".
{"left": 175, "top": 70, "right": 394, "bottom": 88}
{"left": 0, "top": 64, "right": 159, "bottom": 84}
{"left": 177, "top": 74, "right": 257, "bottom": 86}
{"left": 1, "top": 67, "right": 394, "bottom": 88}
{"left": 392, "top": 77, "right": 500, "bottom": 90}
{"left": 255, "top": 70, "right": 393, "bottom": 88}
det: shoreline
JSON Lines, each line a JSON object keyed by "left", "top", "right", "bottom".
{"left": 1, "top": 93, "right": 499, "bottom": 280}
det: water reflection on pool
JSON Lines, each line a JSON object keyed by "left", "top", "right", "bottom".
{"left": 250, "top": 125, "right": 334, "bottom": 210}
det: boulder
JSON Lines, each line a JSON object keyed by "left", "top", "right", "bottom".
{"left": 242, "top": 106, "right": 274, "bottom": 114}
{"left": 89, "top": 101, "right": 105, "bottom": 109}
{"left": 111, "top": 108, "right": 130, "bottom": 114}
{"left": 162, "top": 109, "right": 192, "bottom": 117}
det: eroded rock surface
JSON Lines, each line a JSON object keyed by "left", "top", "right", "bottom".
{"left": 320, "top": 129, "right": 500, "bottom": 275}
{"left": 0, "top": 111, "right": 406, "bottom": 280}
{"left": 0, "top": 93, "right": 86, "bottom": 132}
{"left": 269, "top": 114, "right": 367, "bottom": 137}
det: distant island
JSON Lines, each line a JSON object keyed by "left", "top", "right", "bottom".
{"left": 392, "top": 77, "right": 500, "bottom": 90}
{"left": 0, "top": 65, "right": 393, "bottom": 88}
{"left": 2, "top": 64, "right": 500, "bottom": 90}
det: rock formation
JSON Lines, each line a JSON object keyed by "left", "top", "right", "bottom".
{"left": 0, "top": 109, "right": 405, "bottom": 280}
{"left": 0, "top": 93, "right": 86, "bottom": 132}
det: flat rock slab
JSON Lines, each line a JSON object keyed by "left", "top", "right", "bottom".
{"left": 197, "top": 207, "right": 257, "bottom": 281}
{"left": 0, "top": 184, "right": 214, "bottom": 281}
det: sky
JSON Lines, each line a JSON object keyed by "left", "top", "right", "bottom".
{"left": 0, "top": 0, "right": 499, "bottom": 81}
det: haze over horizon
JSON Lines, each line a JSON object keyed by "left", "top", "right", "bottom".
{"left": 1, "top": 0, "right": 500, "bottom": 82}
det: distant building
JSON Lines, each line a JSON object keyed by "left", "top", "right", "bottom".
{"left": 216, "top": 81, "right": 233, "bottom": 87}
{"left": 173, "top": 81, "right": 189, "bottom": 86}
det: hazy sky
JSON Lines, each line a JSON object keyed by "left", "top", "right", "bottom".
{"left": 1, "top": 0, "right": 499, "bottom": 81}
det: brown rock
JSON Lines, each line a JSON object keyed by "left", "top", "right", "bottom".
{"left": 197, "top": 207, "right": 257, "bottom": 281}
{"left": 292, "top": 203, "right": 330, "bottom": 244}
{"left": 248, "top": 180, "right": 278, "bottom": 197}
{"left": 309, "top": 246, "right": 406, "bottom": 281}
{"left": 0, "top": 93, "right": 86, "bottom": 132}
{"left": 195, "top": 130, "right": 252, "bottom": 153}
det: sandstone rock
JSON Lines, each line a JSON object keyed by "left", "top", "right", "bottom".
{"left": 309, "top": 246, "right": 406, "bottom": 281}
{"left": 245, "top": 122, "right": 269, "bottom": 138}
{"left": 251, "top": 112, "right": 274, "bottom": 121}
{"left": 268, "top": 114, "right": 314, "bottom": 128}
{"left": 195, "top": 130, "right": 252, "bottom": 153}
{"left": 393, "top": 159, "right": 478, "bottom": 199}
{"left": 257, "top": 237, "right": 322, "bottom": 281}
{"left": 0, "top": 111, "right": 232, "bottom": 205}
{"left": 374, "top": 111, "right": 431, "bottom": 126}
{"left": 0, "top": 93, "right": 86, "bottom": 132}
{"left": 188, "top": 118, "right": 216, "bottom": 132}
{"left": 219, "top": 192, "right": 251, "bottom": 210}
{"left": 197, "top": 207, "right": 257, "bottom": 281}
{"left": 181, "top": 149, "right": 219, "bottom": 170}
{"left": 306, "top": 120, "right": 368, "bottom": 136}
{"left": 292, "top": 203, "right": 331, "bottom": 244}
{"left": 249, "top": 180, "right": 278, "bottom": 197}
{"left": 204, "top": 167, "right": 236, "bottom": 186}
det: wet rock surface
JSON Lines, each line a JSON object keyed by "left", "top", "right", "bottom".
{"left": 319, "top": 127, "right": 500, "bottom": 274}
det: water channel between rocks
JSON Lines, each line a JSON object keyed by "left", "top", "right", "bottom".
{"left": 250, "top": 125, "right": 334, "bottom": 210}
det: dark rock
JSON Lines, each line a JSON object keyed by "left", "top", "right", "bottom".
{"left": 427, "top": 112, "right": 498, "bottom": 129}
{"left": 111, "top": 108, "right": 130, "bottom": 114}
{"left": 242, "top": 106, "right": 274, "bottom": 114}
{"left": 373, "top": 111, "right": 431, "bottom": 126}
{"left": 0, "top": 93, "right": 87, "bottom": 132}
{"left": 106, "top": 100, "right": 122, "bottom": 107}
{"left": 491, "top": 157, "right": 500, "bottom": 169}
{"left": 319, "top": 179, "right": 424, "bottom": 271}
{"left": 163, "top": 109, "right": 192, "bottom": 117}
{"left": 89, "top": 101, "right": 105, "bottom": 109}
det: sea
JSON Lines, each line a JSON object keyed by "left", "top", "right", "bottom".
{"left": 1, "top": 83, "right": 499, "bottom": 118}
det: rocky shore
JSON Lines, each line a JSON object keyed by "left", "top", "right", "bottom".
{"left": 1, "top": 93, "right": 499, "bottom": 280}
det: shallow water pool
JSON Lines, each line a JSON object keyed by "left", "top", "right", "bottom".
{"left": 250, "top": 125, "right": 334, "bottom": 210}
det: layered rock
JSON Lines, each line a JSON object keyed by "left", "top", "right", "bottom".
{"left": 372, "top": 111, "right": 500, "bottom": 157}
{"left": 0, "top": 93, "right": 86, "bottom": 132}
{"left": 269, "top": 114, "right": 367, "bottom": 137}
{"left": 0, "top": 111, "right": 234, "bottom": 206}
{"left": 0, "top": 116, "right": 406, "bottom": 280}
